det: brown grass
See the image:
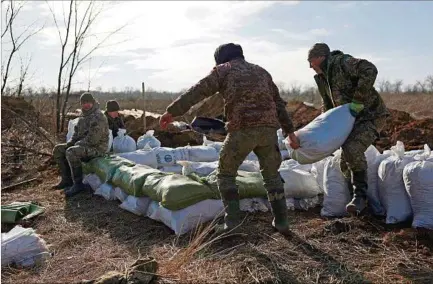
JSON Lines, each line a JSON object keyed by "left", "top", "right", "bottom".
{"left": 381, "top": 93, "right": 433, "bottom": 119}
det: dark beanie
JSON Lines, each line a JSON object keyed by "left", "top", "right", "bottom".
{"left": 214, "top": 43, "right": 244, "bottom": 65}
{"left": 308, "top": 43, "right": 331, "bottom": 60}
{"left": 80, "top": 92, "right": 95, "bottom": 104}
{"left": 106, "top": 100, "right": 120, "bottom": 112}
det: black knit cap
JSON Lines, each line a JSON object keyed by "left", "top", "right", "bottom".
{"left": 308, "top": 43, "right": 331, "bottom": 60}
{"left": 214, "top": 43, "right": 244, "bottom": 65}
{"left": 106, "top": 100, "right": 120, "bottom": 112}
{"left": 80, "top": 92, "right": 95, "bottom": 104}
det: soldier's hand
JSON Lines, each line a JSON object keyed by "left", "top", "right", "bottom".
{"left": 349, "top": 101, "right": 364, "bottom": 117}
{"left": 160, "top": 112, "right": 174, "bottom": 130}
{"left": 287, "top": 132, "right": 300, "bottom": 150}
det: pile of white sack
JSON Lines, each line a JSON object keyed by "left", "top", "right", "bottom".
{"left": 1, "top": 225, "right": 51, "bottom": 268}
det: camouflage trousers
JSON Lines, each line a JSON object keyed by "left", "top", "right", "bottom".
{"left": 340, "top": 116, "right": 387, "bottom": 179}
{"left": 53, "top": 143, "right": 100, "bottom": 170}
{"left": 217, "top": 126, "right": 285, "bottom": 203}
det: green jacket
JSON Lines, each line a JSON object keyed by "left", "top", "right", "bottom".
{"left": 314, "top": 50, "right": 390, "bottom": 122}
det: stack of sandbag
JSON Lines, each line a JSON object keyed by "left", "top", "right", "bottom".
{"left": 178, "top": 160, "right": 260, "bottom": 177}
{"left": 287, "top": 104, "right": 355, "bottom": 164}
{"left": 112, "top": 129, "right": 137, "bottom": 153}
{"left": 378, "top": 141, "right": 417, "bottom": 224}
{"left": 279, "top": 159, "right": 322, "bottom": 199}
{"left": 1, "top": 226, "right": 50, "bottom": 268}
{"left": 403, "top": 145, "right": 433, "bottom": 229}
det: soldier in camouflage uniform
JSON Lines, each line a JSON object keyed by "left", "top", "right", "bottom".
{"left": 52, "top": 92, "right": 109, "bottom": 197}
{"left": 104, "top": 100, "right": 125, "bottom": 138}
{"left": 306, "top": 43, "right": 390, "bottom": 215}
{"left": 159, "top": 43, "right": 297, "bottom": 236}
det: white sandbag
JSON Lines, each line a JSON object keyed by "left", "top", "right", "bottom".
{"left": 146, "top": 199, "right": 224, "bottom": 235}
{"left": 112, "top": 129, "right": 137, "bottom": 153}
{"left": 378, "top": 141, "right": 414, "bottom": 224}
{"left": 311, "top": 156, "right": 332, "bottom": 192}
{"left": 365, "top": 145, "right": 392, "bottom": 216}
{"left": 287, "top": 104, "right": 355, "bottom": 164}
{"left": 280, "top": 167, "right": 322, "bottom": 198}
{"left": 239, "top": 198, "right": 270, "bottom": 213}
{"left": 280, "top": 150, "right": 290, "bottom": 160}
{"left": 277, "top": 129, "right": 288, "bottom": 150}
{"left": 83, "top": 174, "right": 102, "bottom": 191}
{"left": 117, "top": 147, "right": 158, "bottom": 168}
{"left": 179, "top": 160, "right": 260, "bottom": 177}
{"left": 66, "top": 118, "right": 79, "bottom": 142}
{"left": 153, "top": 147, "right": 189, "bottom": 166}
{"left": 321, "top": 154, "right": 351, "bottom": 217}
{"left": 158, "top": 165, "right": 183, "bottom": 174}
{"left": 203, "top": 136, "right": 223, "bottom": 152}
{"left": 136, "top": 130, "right": 161, "bottom": 149}
{"left": 114, "top": 187, "right": 128, "bottom": 202}
{"left": 280, "top": 159, "right": 313, "bottom": 172}
{"left": 181, "top": 145, "right": 219, "bottom": 162}
{"left": 1, "top": 226, "right": 50, "bottom": 268}
{"left": 66, "top": 118, "right": 113, "bottom": 153}
{"left": 403, "top": 145, "right": 433, "bottom": 229}
{"left": 119, "top": 196, "right": 152, "bottom": 216}
{"left": 94, "top": 183, "right": 116, "bottom": 201}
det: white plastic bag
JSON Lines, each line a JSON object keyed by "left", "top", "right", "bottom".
{"left": 311, "top": 156, "right": 332, "bottom": 192}
{"left": 114, "top": 187, "right": 129, "bottom": 202}
{"left": 179, "top": 160, "right": 260, "bottom": 177}
{"left": 280, "top": 167, "right": 322, "bottom": 198}
{"left": 364, "top": 145, "right": 392, "bottom": 216}
{"left": 146, "top": 199, "right": 224, "bottom": 235}
{"left": 137, "top": 130, "right": 161, "bottom": 149}
{"left": 1, "top": 226, "right": 50, "bottom": 268}
{"left": 158, "top": 165, "right": 183, "bottom": 174}
{"left": 153, "top": 147, "right": 189, "bottom": 166}
{"left": 94, "top": 183, "right": 117, "bottom": 201}
{"left": 403, "top": 145, "right": 433, "bottom": 229}
{"left": 119, "top": 196, "right": 152, "bottom": 216}
{"left": 117, "top": 146, "right": 158, "bottom": 168}
{"left": 66, "top": 118, "right": 79, "bottom": 142}
{"left": 378, "top": 141, "right": 414, "bottom": 224}
{"left": 83, "top": 174, "right": 102, "bottom": 191}
{"left": 181, "top": 145, "right": 219, "bottom": 162}
{"left": 203, "top": 136, "right": 223, "bottom": 152}
{"left": 112, "top": 129, "right": 136, "bottom": 153}
{"left": 321, "top": 154, "right": 351, "bottom": 217}
{"left": 277, "top": 129, "right": 287, "bottom": 150}
{"left": 287, "top": 104, "right": 355, "bottom": 164}
{"left": 239, "top": 198, "right": 270, "bottom": 213}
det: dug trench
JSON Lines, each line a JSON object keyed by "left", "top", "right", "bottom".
{"left": 1, "top": 96, "right": 433, "bottom": 283}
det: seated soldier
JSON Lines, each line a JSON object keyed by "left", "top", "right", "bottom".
{"left": 52, "top": 92, "right": 109, "bottom": 197}
{"left": 104, "top": 100, "right": 125, "bottom": 138}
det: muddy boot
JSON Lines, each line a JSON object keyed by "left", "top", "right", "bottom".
{"left": 346, "top": 170, "right": 367, "bottom": 215}
{"left": 270, "top": 198, "right": 291, "bottom": 236}
{"left": 214, "top": 199, "right": 242, "bottom": 235}
{"left": 53, "top": 160, "right": 73, "bottom": 190}
{"left": 64, "top": 166, "right": 86, "bottom": 198}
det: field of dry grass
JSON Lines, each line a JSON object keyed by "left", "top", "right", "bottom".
{"left": 1, "top": 93, "right": 433, "bottom": 284}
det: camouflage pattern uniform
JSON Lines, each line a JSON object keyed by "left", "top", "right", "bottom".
{"left": 166, "top": 43, "right": 294, "bottom": 235}
{"left": 309, "top": 43, "right": 390, "bottom": 213}
{"left": 52, "top": 93, "right": 109, "bottom": 197}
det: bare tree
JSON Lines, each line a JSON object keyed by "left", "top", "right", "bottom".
{"left": 47, "top": 0, "right": 127, "bottom": 133}
{"left": 393, "top": 79, "right": 404, "bottom": 93}
{"left": 16, "top": 54, "right": 33, "bottom": 96}
{"left": 425, "top": 75, "right": 433, "bottom": 93}
{"left": 1, "top": 0, "right": 44, "bottom": 95}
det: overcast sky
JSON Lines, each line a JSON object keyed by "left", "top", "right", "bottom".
{"left": 2, "top": 1, "right": 432, "bottom": 93}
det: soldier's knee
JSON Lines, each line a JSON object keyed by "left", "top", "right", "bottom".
{"left": 53, "top": 144, "right": 67, "bottom": 159}
{"left": 65, "top": 146, "right": 86, "bottom": 160}
{"left": 263, "top": 174, "right": 284, "bottom": 191}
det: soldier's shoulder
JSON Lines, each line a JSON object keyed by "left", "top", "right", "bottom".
{"left": 213, "top": 62, "right": 233, "bottom": 75}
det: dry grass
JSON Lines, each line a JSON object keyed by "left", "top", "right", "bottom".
{"left": 1, "top": 169, "right": 432, "bottom": 284}
{"left": 381, "top": 93, "right": 433, "bottom": 119}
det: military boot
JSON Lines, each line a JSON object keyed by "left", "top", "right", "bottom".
{"left": 53, "top": 160, "right": 73, "bottom": 190}
{"left": 270, "top": 198, "right": 291, "bottom": 236}
{"left": 64, "top": 166, "right": 87, "bottom": 198}
{"left": 214, "top": 199, "right": 242, "bottom": 235}
{"left": 346, "top": 170, "right": 368, "bottom": 215}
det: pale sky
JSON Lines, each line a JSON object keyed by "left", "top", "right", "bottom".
{"left": 2, "top": 1, "right": 432, "bottom": 93}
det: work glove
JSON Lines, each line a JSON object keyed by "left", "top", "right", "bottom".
{"left": 159, "top": 112, "right": 174, "bottom": 130}
{"left": 349, "top": 101, "right": 364, "bottom": 117}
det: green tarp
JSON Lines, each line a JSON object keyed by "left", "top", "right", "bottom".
{"left": 111, "top": 165, "right": 161, "bottom": 196}
{"left": 1, "top": 202, "right": 45, "bottom": 224}
{"left": 142, "top": 172, "right": 220, "bottom": 211}
{"left": 83, "top": 155, "right": 135, "bottom": 183}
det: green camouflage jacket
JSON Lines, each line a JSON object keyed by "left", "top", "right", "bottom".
{"left": 69, "top": 103, "right": 109, "bottom": 154}
{"left": 166, "top": 59, "right": 295, "bottom": 135}
{"left": 314, "top": 50, "right": 390, "bottom": 122}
